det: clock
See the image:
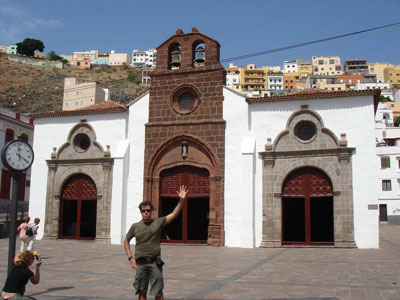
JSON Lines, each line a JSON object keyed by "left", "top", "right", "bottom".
{"left": 1, "top": 139, "right": 34, "bottom": 172}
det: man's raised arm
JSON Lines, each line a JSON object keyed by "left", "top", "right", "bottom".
{"left": 166, "top": 185, "right": 189, "bottom": 224}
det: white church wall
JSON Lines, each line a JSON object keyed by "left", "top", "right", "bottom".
{"left": 125, "top": 93, "right": 149, "bottom": 241}
{"left": 110, "top": 140, "right": 130, "bottom": 244}
{"left": 224, "top": 87, "right": 379, "bottom": 248}
{"left": 223, "top": 88, "right": 259, "bottom": 248}
{"left": 30, "top": 113, "right": 128, "bottom": 239}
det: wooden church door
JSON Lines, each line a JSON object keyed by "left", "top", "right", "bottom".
{"left": 160, "top": 166, "right": 210, "bottom": 244}
{"left": 282, "top": 167, "right": 334, "bottom": 245}
{"left": 59, "top": 174, "right": 97, "bottom": 240}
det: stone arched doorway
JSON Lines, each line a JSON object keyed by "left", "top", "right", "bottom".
{"left": 159, "top": 165, "right": 210, "bottom": 243}
{"left": 59, "top": 174, "right": 97, "bottom": 240}
{"left": 145, "top": 134, "right": 223, "bottom": 246}
{"left": 281, "top": 167, "right": 334, "bottom": 245}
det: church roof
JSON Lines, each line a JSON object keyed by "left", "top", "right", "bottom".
{"left": 30, "top": 100, "right": 128, "bottom": 119}
{"left": 246, "top": 89, "right": 381, "bottom": 104}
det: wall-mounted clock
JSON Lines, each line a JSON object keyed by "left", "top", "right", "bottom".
{"left": 1, "top": 139, "right": 34, "bottom": 172}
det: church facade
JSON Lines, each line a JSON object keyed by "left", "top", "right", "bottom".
{"left": 30, "top": 29, "right": 380, "bottom": 248}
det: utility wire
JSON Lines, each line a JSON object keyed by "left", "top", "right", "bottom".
{"left": 4, "top": 23, "right": 400, "bottom": 112}
{"left": 251, "top": 26, "right": 400, "bottom": 65}
{"left": 220, "top": 21, "right": 400, "bottom": 63}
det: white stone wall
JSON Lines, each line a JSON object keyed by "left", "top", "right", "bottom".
{"left": 30, "top": 113, "right": 128, "bottom": 239}
{"left": 124, "top": 93, "right": 149, "bottom": 243}
{"left": 223, "top": 87, "right": 379, "bottom": 248}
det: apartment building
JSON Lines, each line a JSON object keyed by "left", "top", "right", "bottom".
{"left": 0, "top": 45, "right": 7, "bottom": 53}
{"left": 225, "top": 63, "right": 241, "bottom": 89}
{"left": 283, "top": 60, "right": 298, "bottom": 73}
{"left": 283, "top": 75, "right": 297, "bottom": 90}
{"left": 368, "top": 62, "right": 392, "bottom": 83}
{"left": 131, "top": 49, "right": 157, "bottom": 68}
{"left": 93, "top": 52, "right": 110, "bottom": 65}
{"left": 109, "top": 50, "right": 130, "bottom": 67}
{"left": 241, "top": 64, "right": 267, "bottom": 92}
{"left": 267, "top": 72, "right": 284, "bottom": 91}
{"left": 283, "top": 59, "right": 311, "bottom": 80}
{"left": 7, "top": 45, "right": 17, "bottom": 55}
{"left": 337, "top": 75, "right": 364, "bottom": 90}
{"left": 312, "top": 56, "right": 342, "bottom": 75}
{"left": 306, "top": 74, "right": 345, "bottom": 91}
{"left": 73, "top": 50, "right": 97, "bottom": 62}
{"left": 297, "top": 59, "right": 313, "bottom": 79}
{"left": 344, "top": 59, "right": 369, "bottom": 75}
{"left": 375, "top": 103, "right": 400, "bottom": 223}
{"left": 384, "top": 65, "right": 400, "bottom": 88}
{"left": 62, "top": 78, "right": 106, "bottom": 111}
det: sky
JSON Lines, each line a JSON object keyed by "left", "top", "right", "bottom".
{"left": 1, "top": 0, "right": 399, "bottom": 68}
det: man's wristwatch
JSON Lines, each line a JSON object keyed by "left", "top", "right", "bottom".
{"left": 128, "top": 256, "right": 134, "bottom": 261}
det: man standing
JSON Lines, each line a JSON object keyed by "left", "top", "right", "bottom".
{"left": 124, "top": 185, "right": 189, "bottom": 300}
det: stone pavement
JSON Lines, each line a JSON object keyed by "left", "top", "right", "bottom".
{"left": 0, "top": 224, "right": 400, "bottom": 300}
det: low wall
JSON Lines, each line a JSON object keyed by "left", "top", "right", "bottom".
{"left": 8, "top": 54, "right": 63, "bottom": 69}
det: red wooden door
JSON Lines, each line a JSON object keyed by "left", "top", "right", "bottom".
{"left": 160, "top": 166, "right": 209, "bottom": 243}
{"left": 59, "top": 174, "right": 97, "bottom": 240}
{"left": 282, "top": 168, "right": 334, "bottom": 245}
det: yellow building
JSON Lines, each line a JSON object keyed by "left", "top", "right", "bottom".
{"left": 34, "top": 52, "right": 46, "bottom": 59}
{"left": 63, "top": 78, "right": 105, "bottom": 111}
{"left": 261, "top": 65, "right": 282, "bottom": 73}
{"left": 368, "top": 62, "right": 391, "bottom": 83}
{"left": 0, "top": 45, "right": 7, "bottom": 53}
{"left": 312, "top": 56, "right": 342, "bottom": 75}
{"left": 241, "top": 64, "right": 267, "bottom": 91}
{"left": 298, "top": 64, "right": 312, "bottom": 79}
{"left": 384, "top": 65, "right": 400, "bottom": 88}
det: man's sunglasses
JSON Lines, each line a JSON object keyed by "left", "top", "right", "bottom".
{"left": 141, "top": 209, "right": 152, "bottom": 213}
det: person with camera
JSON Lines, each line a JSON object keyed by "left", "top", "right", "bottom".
{"left": 1, "top": 250, "right": 43, "bottom": 300}
{"left": 124, "top": 185, "right": 189, "bottom": 300}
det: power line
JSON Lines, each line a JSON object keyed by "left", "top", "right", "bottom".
{"left": 3, "top": 23, "right": 400, "bottom": 112}
{"left": 251, "top": 26, "right": 400, "bottom": 65}
{"left": 220, "top": 21, "right": 400, "bottom": 63}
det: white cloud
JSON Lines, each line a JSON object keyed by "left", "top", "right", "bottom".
{"left": 0, "top": 1, "right": 64, "bottom": 44}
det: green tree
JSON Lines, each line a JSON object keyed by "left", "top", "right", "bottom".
{"left": 47, "top": 51, "right": 62, "bottom": 61}
{"left": 379, "top": 95, "right": 391, "bottom": 102}
{"left": 127, "top": 70, "right": 140, "bottom": 84}
{"left": 394, "top": 116, "right": 400, "bottom": 126}
{"left": 16, "top": 38, "right": 45, "bottom": 57}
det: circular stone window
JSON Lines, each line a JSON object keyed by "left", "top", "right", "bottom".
{"left": 294, "top": 121, "right": 317, "bottom": 142}
{"left": 171, "top": 86, "right": 199, "bottom": 115}
{"left": 178, "top": 93, "right": 195, "bottom": 111}
{"left": 73, "top": 133, "right": 91, "bottom": 152}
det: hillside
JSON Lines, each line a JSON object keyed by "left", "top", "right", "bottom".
{"left": 0, "top": 54, "right": 148, "bottom": 113}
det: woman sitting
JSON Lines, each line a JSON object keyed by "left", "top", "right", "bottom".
{"left": 1, "top": 250, "right": 42, "bottom": 300}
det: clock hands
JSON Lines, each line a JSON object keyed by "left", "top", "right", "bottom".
{"left": 16, "top": 152, "right": 30, "bottom": 164}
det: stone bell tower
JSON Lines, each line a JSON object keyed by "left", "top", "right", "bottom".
{"left": 143, "top": 28, "right": 226, "bottom": 246}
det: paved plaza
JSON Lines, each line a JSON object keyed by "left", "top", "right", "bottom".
{"left": 0, "top": 224, "right": 400, "bottom": 300}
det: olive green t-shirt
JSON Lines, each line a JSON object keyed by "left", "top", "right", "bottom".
{"left": 126, "top": 217, "right": 167, "bottom": 259}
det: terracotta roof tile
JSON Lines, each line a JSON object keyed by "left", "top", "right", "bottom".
{"left": 30, "top": 100, "right": 128, "bottom": 119}
{"left": 246, "top": 89, "right": 381, "bottom": 104}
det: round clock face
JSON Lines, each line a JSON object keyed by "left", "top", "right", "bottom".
{"left": 1, "top": 140, "right": 34, "bottom": 172}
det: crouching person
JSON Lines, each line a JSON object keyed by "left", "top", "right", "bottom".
{"left": 1, "top": 250, "right": 43, "bottom": 300}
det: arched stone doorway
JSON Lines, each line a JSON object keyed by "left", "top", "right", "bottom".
{"left": 59, "top": 174, "right": 97, "bottom": 240}
{"left": 282, "top": 167, "right": 334, "bottom": 245}
{"left": 145, "top": 134, "right": 223, "bottom": 246}
{"left": 159, "top": 165, "right": 210, "bottom": 243}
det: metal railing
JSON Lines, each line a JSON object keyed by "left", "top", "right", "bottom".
{"left": 0, "top": 203, "right": 29, "bottom": 223}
